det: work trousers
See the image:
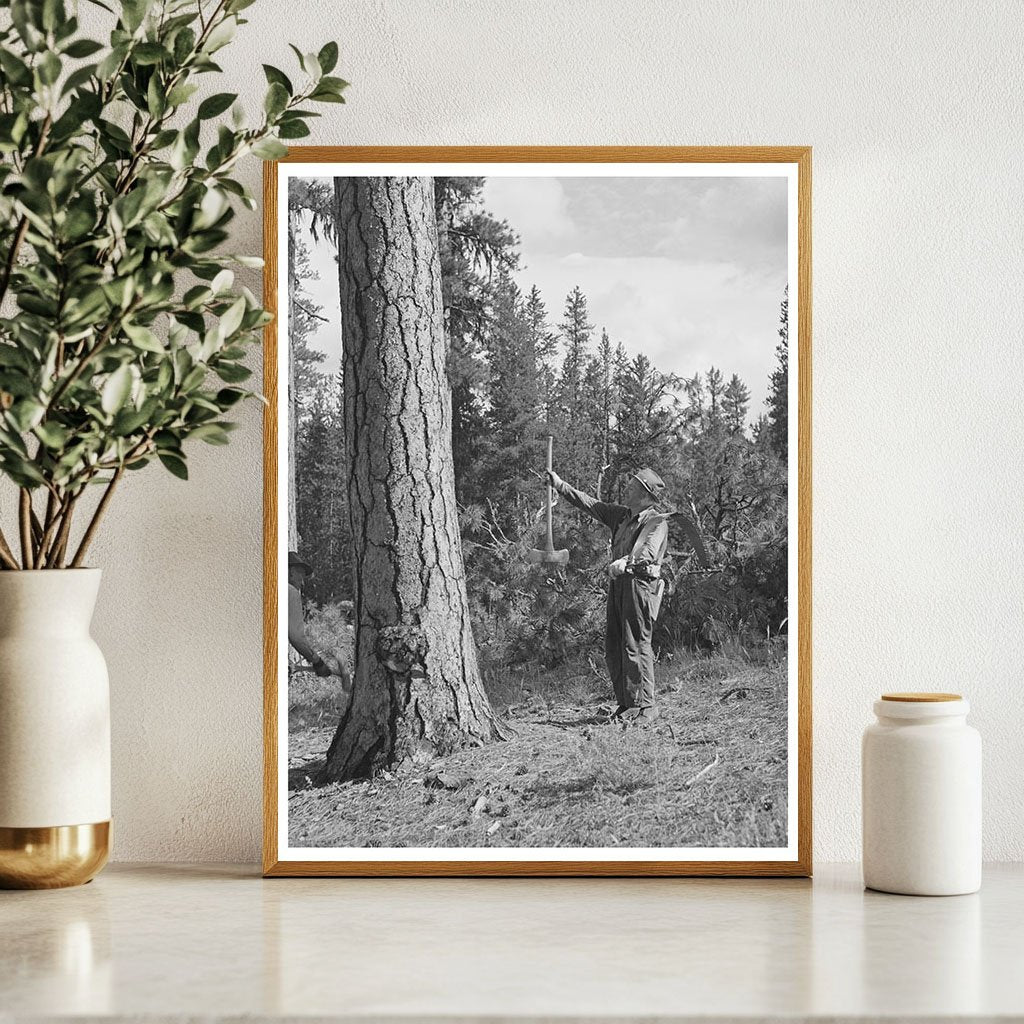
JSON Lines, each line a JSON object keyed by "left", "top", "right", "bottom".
{"left": 605, "top": 575, "right": 659, "bottom": 709}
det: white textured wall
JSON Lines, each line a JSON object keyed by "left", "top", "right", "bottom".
{"left": 75, "top": 0, "right": 1024, "bottom": 862}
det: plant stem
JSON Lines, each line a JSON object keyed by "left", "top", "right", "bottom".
{"left": 0, "top": 114, "right": 52, "bottom": 309}
{"left": 18, "top": 489, "right": 34, "bottom": 569}
{"left": 45, "top": 492, "right": 79, "bottom": 569}
{"left": 29, "top": 506, "right": 43, "bottom": 546}
{"left": 0, "top": 527, "right": 20, "bottom": 570}
{"left": 35, "top": 487, "right": 66, "bottom": 566}
{"left": 70, "top": 466, "right": 124, "bottom": 568}
{"left": 0, "top": 217, "right": 30, "bottom": 310}
{"left": 45, "top": 300, "right": 137, "bottom": 414}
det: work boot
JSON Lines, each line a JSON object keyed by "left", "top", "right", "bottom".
{"left": 620, "top": 706, "right": 658, "bottom": 726}
{"left": 610, "top": 705, "right": 629, "bottom": 720}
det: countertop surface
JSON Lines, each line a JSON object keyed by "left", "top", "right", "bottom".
{"left": 2, "top": 862, "right": 1022, "bottom": 1021}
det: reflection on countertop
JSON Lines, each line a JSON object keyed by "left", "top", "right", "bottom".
{"left": 2, "top": 862, "right": 1021, "bottom": 1020}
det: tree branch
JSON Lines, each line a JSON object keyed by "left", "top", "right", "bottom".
{"left": 44, "top": 492, "right": 79, "bottom": 569}
{"left": 18, "top": 489, "right": 34, "bottom": 569}
{"left": 70, "top": 466, "right": 124, "bottom": 568}
{"left": 0, "top": 114, "right": 52, "bottom": 308}
{"left": 0, "top": 527, "right": 20, "bottom": 570}
{"left": 294, "top": 299, "right": 329, "bottom": 323}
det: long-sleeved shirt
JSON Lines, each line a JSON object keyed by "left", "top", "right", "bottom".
{"left": 288, "top": 583, "right": 321, "bottom": 664}
{"left": 553, "top": 479, "right": 669, "bottom": 568}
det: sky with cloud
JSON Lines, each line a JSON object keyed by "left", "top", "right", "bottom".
{"left": 299, "top": 172, "right": 789, "bottom": 413}
{"left": 480, "top": 174, "right": 789, "bottom": 412}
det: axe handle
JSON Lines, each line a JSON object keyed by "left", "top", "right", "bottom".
{"left": 546, "top": 435, "right": 554, "bottom": 551}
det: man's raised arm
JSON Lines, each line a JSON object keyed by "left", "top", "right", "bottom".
{"left": 547, "top": 471, "right": 625, "bottom": 530}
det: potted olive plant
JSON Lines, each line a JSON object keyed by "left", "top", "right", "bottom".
{"left": 0, "top": 0, "right": 345, "bottom": 887}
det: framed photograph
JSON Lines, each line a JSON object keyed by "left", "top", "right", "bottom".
{"left": 263, "top": 147, "right": 811, "bottom": 876}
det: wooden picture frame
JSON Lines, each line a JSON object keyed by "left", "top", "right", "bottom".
{"left": 263, "top": 147, "right": 812, "bottom": 877}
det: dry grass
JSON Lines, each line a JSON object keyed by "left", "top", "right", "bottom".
{"left": 287, "top": 644, "right": 788, "bottom": 850}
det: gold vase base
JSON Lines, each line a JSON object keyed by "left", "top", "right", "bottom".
{"left": 0, "top": 821, "right": 110, "bottom": 889}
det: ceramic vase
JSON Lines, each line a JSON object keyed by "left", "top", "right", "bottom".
{"left": 0, "top": 569, "right": 110, "bottom": 888}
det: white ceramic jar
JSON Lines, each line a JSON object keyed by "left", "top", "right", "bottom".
{"left": 862, "top": 692, "right": 981, "bottom": 895}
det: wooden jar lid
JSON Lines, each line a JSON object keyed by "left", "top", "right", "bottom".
{"left": 881, "top": 692, "right": 962, "bottom": 702}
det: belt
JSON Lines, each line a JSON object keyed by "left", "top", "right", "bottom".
{"left": 625, "top": 563, "right": 661, "bottom": 580}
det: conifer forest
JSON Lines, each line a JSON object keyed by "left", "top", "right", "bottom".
{"left": 285, "top": 174, "right": 793, "bottom": 850}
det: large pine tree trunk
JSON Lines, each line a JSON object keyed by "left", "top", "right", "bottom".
{"left": 324, "top": 177, "right": 505, "bottom": 782}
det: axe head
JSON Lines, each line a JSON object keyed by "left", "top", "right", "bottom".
{"left": 528, "top": 547, "right": 569, "bottom": 566}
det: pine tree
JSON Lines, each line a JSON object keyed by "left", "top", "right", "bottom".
{"left": 482, "top": 270, "right": 543, "bottom": 508}
{"left": 524, "top": 285, "right": 557, "bottom": 425}
{"left": 433, "top": 177, "right": 520, "bottom": 502}
{"left": 723, "top": 374, "right": 751, "bottom": 435}
{"left": 765, "top": 287, "right": 789, "bottom": 461}
{"left": 552, "top": 286, "right": 595, "bottom": 483}
{"left": 612, "top": 353, "right": 680, "bottom": 496}
{"left": 706, "top": 366, "right": 724, "bottom": 423}
{"left": 596, "top": 329, "right": 616, "bottom": 494}
{"left": 326, "top": 175, "right": 505, "bottom": 782}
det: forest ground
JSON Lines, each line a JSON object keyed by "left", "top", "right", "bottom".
{"left": 286, "top": 608, "right": 789, "bottom": 850}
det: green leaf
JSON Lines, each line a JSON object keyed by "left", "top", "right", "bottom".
{"left": 218, "top": 296, "right": 246, "bottom": 339}
{"left": 317, "top": 41, "right": 339, "bottom": 75}
{"left": 61, "top": 63, "right": 97, "bottom": 96}
{"left": 112, "top": 406, "right": 150, "bottom": 435}
{"left": 318, "top": 75, "right": 349, "bottom": 93}
{"left": 251, "top": 138, "right": 287, "bottom": 160}
{"left": 198, "top": 91, "right": 237, "bottom": 119}
{"left": 277, "top": 120, "right": 310, "bottom": 140}
{"left": 54, "top": 8, "right": 77, "bottom": 38}
{"left": 264, "top": 82, "right": 288, "bottom": 117}
{"left": 172, "top": 26, "right": 196, "bottom": 64}
{"left": 121, "top": 0, "right": 152, "bottom": 33}
{"left": 181, "top": 365, "right": 206, "bottom": 391}
{"left": 63, "top": 38, "right": 104, "bottom": 58}
{"left": 166, "top": 82, "right": 199, "bottom": 107}
{"left": 38, "top": 51, "right": 62, "bottom": 86}
{"left": 0, "top": 49, "right": 33, "bottom": 86}
{"left": 158, "top": 452, "right": 188, "bottom": 479}
{"left": 132, "top": 42, "right": 168, "bottom": 66}
{"left": 34, "top": 421, "right": 70, "bottom": 449}
{"left": 123, "top": 322, "right": 164, "bottom": 353}
{"left": 182, "top": 284, "right": 212, "bottom": 309}
{"left": 309, "top": 88, "right": 346, "bottom": 104}
{"left": 101, "top": 365, "right": 133, "bottom": 415}
{"left": 214, "top": 361, "right": 251, "bottom": 384}
{"left": 262, "top": 64, "right": 292, "bottom": 94}
{"left": 2, "top": 456, "right": 46, "bottom": 487}
{"left": 10, "top": 0, "right": 44, "bottom": 51}
{"left": 203, "top": 16, "right": 236, "bottom": 53}
{"left": 210, "top": 268, "right": 233, "bottom": 294}
{"left": 189, "top": 422, "right": 230, "bottom": 445}
{"left": 215, "top": 387, "right": 247, "bottom": 407}
{"left": 96, "top": 43, "right": 127, "bottom": 81}
{"left": 9, "top": 399, "right": 45, "bottom": 432}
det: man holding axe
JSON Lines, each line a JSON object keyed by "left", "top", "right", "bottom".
{"left": 545, "top": 466, "right": 708, "bottom": 723}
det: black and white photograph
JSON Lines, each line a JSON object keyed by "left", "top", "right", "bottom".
{"left": 270, "top": 153, "right": 809, "bottom": 873}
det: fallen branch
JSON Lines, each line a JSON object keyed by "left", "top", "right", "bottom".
{"left": 683, "top": 751, "right": 721, "bottom": 790}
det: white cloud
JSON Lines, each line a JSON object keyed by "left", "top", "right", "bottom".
{"left": 513, "top": 253, "right": 785, "bottom": 411}
{"left": 482, "top": 177, "right": 576, "bottom": 253}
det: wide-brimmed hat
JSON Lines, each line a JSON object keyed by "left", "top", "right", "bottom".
{"left": 288, "top": 551, "right": 313, "bottom": 573}
{"left": 632, "top": 468, "right": 666, "bottom": 498}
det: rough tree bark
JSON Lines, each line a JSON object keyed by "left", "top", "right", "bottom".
{"left": 324, "top": 177, "right": 506, "bottom": 782}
